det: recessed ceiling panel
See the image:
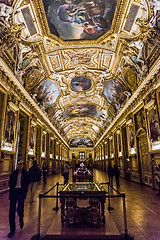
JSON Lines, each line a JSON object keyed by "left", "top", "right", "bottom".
{"left": 63, "top": 104, "right": 97, "bottom": 118}
{"left": 42, "top": 0, "right": 117, "bottom": 40}
{"left": 71, "top": 76, "right": 92, "bottom": 91}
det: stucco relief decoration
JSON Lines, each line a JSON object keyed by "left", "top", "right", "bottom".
{"left": 121, "top": 67, "right": 138, "bottom": 92}
{"left": 70, "top": 137, "right": 93, "bottom": 147}
{"left": 103, "top": 79, "right": 131, "bottom": 112}
{"left": 71, "top": 76, "right": 92, "bottom": 91}
{"left": 33, "top": 80, "right": 60, "bottom": 112}
{"left": 49, "top": 55, "right": 61, "bottom": 71}
{"left": 42, "top": 0, "right": 117, "bottom": 40}
{"left": 24, "top": 66, "right": 45, "bottom": 91}
{"left": 101, "top": 54, "right": 112, "bottom": 69}
{"left": 63, "top": 49, "right": 97, "bottom": 68}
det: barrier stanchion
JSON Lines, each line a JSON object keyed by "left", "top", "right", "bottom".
{"left": 120, "top": 193, "right": 134, "bottom": 240}
{"left": 53, "top": 182, "right": 59, "bottom": 211}
{"left": 31, "top": 194, "right": 45, "bottom": 240}
{"left": 107, "top": 184, "right": 114, "bottom": 211}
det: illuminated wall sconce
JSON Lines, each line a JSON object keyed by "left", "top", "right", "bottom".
{"left": 111, "top": 153, "right": 114, "bottom": 158}
{"left": 41, "top": 152, "right": 45, "bottom": 157}
{"left": 151, "top": 141, "right": 160, "bottom": 151}
{"left": 130, "top": 147, "right": 136, "bottom": 155}
{"left": 119, "top": 152, "right": 122, "bottom": 157}
{"left": 56, "top": 155, "right": 58, "bottom": 159}
{"left": 50, "top": 154, "right": 53, "bottom": 158}
{"left": 28, "top": 149, "right": 34, "bottom": 155}
{"left": 106, "top": 155, "right": 108, "bottom": 159}
{"left": 1, "top": 141, "right": 14, "bottom": 152}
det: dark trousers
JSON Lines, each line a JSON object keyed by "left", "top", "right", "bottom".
{"left": 9, "top": 189, "right": 25, "bottom": 233}
{"left": 63, "top": 172, "right": 69, "bottom": 184}
{"left": 43, "top": 172, "right": 46, "bottom": 184}
{"left": 115, "top": 176, "right": 120, "bottom": 187}
{"left": 109, "top": 175, "right": 113, "bottom": 186}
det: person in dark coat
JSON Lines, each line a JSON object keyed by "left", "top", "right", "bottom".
{"left": 8, "top": 160, "right": 30, "bottom": 238}
{"left": 114, "top": 165, "right": 120, "bottom": 187}
{"left": 107, "top": 163, "right": 114, "bottom": 186}
{"left": 42, "top": 162, "right": 48, "bottom": 184}
{"left": 29, "top": 160, "right": 41, "bottom": 202}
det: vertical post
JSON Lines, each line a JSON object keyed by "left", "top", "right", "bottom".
{"left": 53, "top": 182, "right": 59, "bottom": 211}
{"left": 37, "top": 194, "right": 42, "bottom": 238}
{"left": 122, "top": 193, "right": 128, "bottom": 235}
{"left": 107, "top": 184, "right": 114, "bottom": 211}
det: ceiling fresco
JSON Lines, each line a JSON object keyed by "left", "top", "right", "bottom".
{"left": 33, "top": 80, "right": 60, "bottom": 112}
{"left": 70, "top": 137, "right": 94, "bottom": 147}
{"left": 2, "top": 0, "right": 157, "bottom": 147}
{"left": 42, "top": 0, "right": 117, "bottom": 40}
{"left": 71, "top": 76, "right": 92, "bottom": 91}
{"left": 103, "top": 79, "right": 131, "bottom": 112}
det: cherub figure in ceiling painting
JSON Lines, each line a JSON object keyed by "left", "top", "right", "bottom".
{"left": 103, "top": 79, "right": 131, "bottom": 112}
{"left": 34, "top": 80, "right": 60, "bottom": 112}
{"left": 71, "top": 76, "right": 92, "bottom": 91}
{"left": 43, "top": 0, "right": 117, "bottom": 40}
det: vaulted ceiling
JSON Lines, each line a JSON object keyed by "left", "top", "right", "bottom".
{"left": 1, "top": 0, "right": 156, "bottom": 147}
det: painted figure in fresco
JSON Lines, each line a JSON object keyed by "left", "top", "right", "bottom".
{"left": 129, "top": 130, "right": 134, "bottom": 148}
{"left": 5, "top": 111, "right": 15, "bottom": 143}
{"left": 71, "top": 76, "right": 92, "bottom": 91}
{"left": 150, "top": 114, "right": 160, "bottom": 141}
{"left": 44, "top": 0, "right": 116, "bottom": 40}
{"left": 29, "top": 127, "right": 34, "bottom": 149}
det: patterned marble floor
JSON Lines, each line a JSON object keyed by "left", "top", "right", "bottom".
{"left": 0, "top": 169, "right": 160, "bottom": 240}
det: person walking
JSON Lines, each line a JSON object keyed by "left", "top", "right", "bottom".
{"left": 63, "top": 161, "right": 70, "bottom": 184}
{"left": 29, "top": 160, "right": 41, "bottom": 203}
{"left": 42, "top": 161, "right": 48, "bottom": 184}
{"left": 8, "top": 160, "right": 30, "bottom": 238}
{"left": 114, "top": 165, "right": 120, "bottom": 187}
{"left": 107, "top": 163, "right": 114, "bottom": 186}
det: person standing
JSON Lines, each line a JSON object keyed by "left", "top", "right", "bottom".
{"left": 29, "top": 160, "right": 41, "bottom": 203}
{"left": 114, "top": 165, "right": 120, "bottom": 187}
{"left": 8, "top": 160, "right": 30, "bottom": 238}
{"left": 42, "top": 162, "right": 48, "bottom": 184}
{"left": 107, "top": 163, "right": 114, "bottom": 186}
{"left": 63, "top": 161, "right": 70, "bottom": 184}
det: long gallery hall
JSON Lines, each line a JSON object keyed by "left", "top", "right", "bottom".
{"left": 0, "top": 0, "right": 160, "bottom": 239}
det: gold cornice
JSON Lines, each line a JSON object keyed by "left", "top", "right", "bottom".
{"left": 94, "top": 55, "right": 160, "bottom": 148}
{"left": 0, "top": 57, "right": 69, "bottom": 148}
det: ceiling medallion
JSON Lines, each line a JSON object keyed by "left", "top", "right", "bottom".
{"left": 71, "top": 76, "right": 92, "bottom": 92}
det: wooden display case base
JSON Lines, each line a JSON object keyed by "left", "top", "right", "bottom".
{"left": 45, "top": 209, "right": 121, "bottom": 240}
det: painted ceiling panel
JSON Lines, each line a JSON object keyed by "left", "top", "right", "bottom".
{"left": 42, "top": 0, "right": 117, "bottom": 40}
{"left": 9, "top": 0, "right": 152, "bottom": 146}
